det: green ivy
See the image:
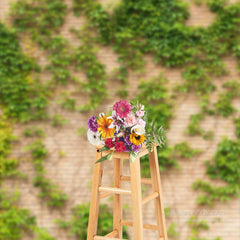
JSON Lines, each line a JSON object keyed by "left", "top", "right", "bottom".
{"left": 56, "top": 202, "right": 128, "bottom": 239}
{"left": 193, "top": 138, "right": 240, "bottom": 206}
{"left": 23, "top": 126, "right": 45, "bottom": 138}
{"left": 70, "top": 26, "right": 107, "bottom": 111}
{"left": 24, "top": 140, "right": 67, "bottom": 207}
{"left": 214, "top": 80, "right": 240, "bottom": 117}
{"left": 137, "top": 74, "right": 173, "bottom": 129}
{"left": 0, "top": 23, "right": 49, "bottom": 122}
{"left": 50, "top": 114, "right": 68, "bottom": 127}
{"left": 187, "top": 216, "right": 221, "bottom": 240}
{"left": 0, "top": 116, "right": 55, "bottom": 240}
{"left": 0, "top": 190, "right": 56, "bottom": 240}
{"left": 234, "top": 117, "right": 240, "bottom": 139}
{"left": 173, "top": 142, "right": 202, "bottom": 158}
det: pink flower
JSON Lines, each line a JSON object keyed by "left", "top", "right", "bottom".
{"left": 113, "top": 100, "right": 131, "bottom": 119}
{"left": 125, "top": 113, "right": 137, "bottom": 127}
{"left": 137, "top": 118, "right": 146, "bottom": 127}
{"left": 136, "top": 110, "right": 144, "bottom": 117}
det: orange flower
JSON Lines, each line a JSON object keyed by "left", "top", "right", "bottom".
{"left": 97, "top": 115, "right": 115, "bottom": 139}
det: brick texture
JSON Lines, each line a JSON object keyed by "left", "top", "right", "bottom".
{"left": 0, "top": 0, "right": 239, "bottom": 240}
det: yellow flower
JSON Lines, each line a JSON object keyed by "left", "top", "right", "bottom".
{"left": 97, "top": 115, "right": 115, "bottom": 139}
{"left": 130, "top": 133, "right": 146, "bottom": 145}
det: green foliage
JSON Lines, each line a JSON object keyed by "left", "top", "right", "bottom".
{"left": 193, "top": 138, "right": 240, "bottom": 206}
{"left": 0, "top": 190, "right": 36, "bottom": 240}
{"left": 234, "top": 117, "right": 240, "bottom": 139}
{"left": 137, "top": 74, "right": 173, "bottom": 129}
{"left": 56, "top": 202, "right": 128, "bottom": 239}
{"left": 214, "top": 80, "right": 240, "bottom": 117}
{"left": 141, "top": 142, "right": 201, "bottom": 177}
{"left": 25, "top": 140, "right": 67, "bottom": 207}
{"left": 167, "top": 223, "right": 179, "bottom": 239}
{"left": 206, "top": 138, "right": 240, "bottom": 185}
{"left": 187, "top": 216, "right": 222, "bottom": 240}
{"left": 23, "top": 126, "right": 45, "bottom": 138}
{"left": 179, "top": 66, "right": 216, "bottom": 95}
{"left": 0, "top": 23, "right": 49, "bottom": 122}
{"left": 10, "top": 0, "right": 108, "bottom": 110}
{"left": 50, "top": 114, "right": 68, "bottom": 127}
{"left": 186, "top": 113, "right": 215, "bottom": 140}
{"left": 0, "top": 118, "right": 23, "bottom": 185}
{"left": 71, "top": 26, "right": 107, "bottom": 111}
{"left": 76, "top": 127, "right": 87, "bottom": 136}
{"left": 173, "top": 142, "right": 202, "bottom": 158}
{"left": 192, "top": 180, "right": 238, "bottom": 206}
{"left": 57, "top": 92, "right": 76, "bottom": 111}
{"left": 0, "top": 190, "right": 56, "bottom": 240}
{"left": 10, "top": 0, "right": 67, "bottom": 35}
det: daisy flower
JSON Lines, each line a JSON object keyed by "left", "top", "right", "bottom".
{"left": 97, "top": 115, "right": 115, "bottom": 139}
{"left": 87, "top": 129, "right": 102, "bottom": 145}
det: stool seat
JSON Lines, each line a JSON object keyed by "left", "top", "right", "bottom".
{"left": 87, "top": 145, "right": 168, "bottom": 240}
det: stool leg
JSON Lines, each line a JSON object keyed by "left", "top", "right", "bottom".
{"left": 87, "top": 151, "right": 104, "bottom": 240}
{"left": 130, "top": 156, "right": 144, "bottom": 240}
{"left": 113, "top": 158, "right": 123, "bottom": 238}
{"left": 149, "top": 146, "right": 168, "bottom": 240}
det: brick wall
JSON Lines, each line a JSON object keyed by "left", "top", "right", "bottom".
{"left": 0, "top": 0, "right": 239, "bottom": 239}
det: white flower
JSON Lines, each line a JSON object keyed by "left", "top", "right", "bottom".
{"left": 137, "top": 118, "right": 146, "bottom": 127}
{"left": 99, "top": 112, "right": 105, "bottom": 118}
{"left": 87, "top": 129, "right": 103, "bottom": 146}
{"left": 131, "top": 125, "right": 145, "bottom": 135}
{"left": 140, "top": 104, "right": 144, "bottom": 110}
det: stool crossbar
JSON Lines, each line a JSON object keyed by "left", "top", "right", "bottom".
{"left": 87, "top": 145, "right": 168, "bottom": 240}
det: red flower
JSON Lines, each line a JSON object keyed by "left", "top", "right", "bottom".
{"left": 105, "top": 138, "right": 115, "bottom": 148}
{"left": 115, "top": 141, "right": 125, "bottom": 152}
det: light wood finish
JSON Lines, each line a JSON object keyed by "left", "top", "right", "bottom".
{"left": 94, "top": 236, "right": 127, "bottom": 240}
{"left": 142, "top": 192, "right": 159, "bottom": 205}
{"left": 113, "top": 158, "right": 123, "bottom": 238}
{"left": 87, "top": 151, "right": 104, "bottom": 240}
{"left": 104, "top": 230, "right": 118, "bottom": 237}
{"left": 149, "top": 146, "right": 168, "bottom": 240}
{"left": 99, "top": 186, "right": 131, "bottom": 195}
{"left": 99, "top": 192, "right": 112, "bottom": 199}
{"left": 121, "top": 220, "right": 159, "bottom": 231}
{"left": 120, "top": 175, "right": 152, "bottom": 185}
{"left": 87, "top": 144, "right": 168, "bottom": 240}
{"left": 130, "top": 156, "right": 144, "bottom": 240}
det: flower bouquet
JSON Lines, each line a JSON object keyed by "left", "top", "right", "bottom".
{"left": 87, "top": 100, "right": 166, "bottom": 163}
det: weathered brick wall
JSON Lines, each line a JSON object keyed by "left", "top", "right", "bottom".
{"left": 0, "top": 0, "right": 239, "bottom": 239}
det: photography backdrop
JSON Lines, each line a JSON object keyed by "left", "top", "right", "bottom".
{"left": 0, "top": 0, "right": 239, "bottom": 239}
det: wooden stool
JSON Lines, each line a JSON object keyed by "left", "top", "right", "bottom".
{"left": 87, "top": 145, "right": 168, "bottom": 240}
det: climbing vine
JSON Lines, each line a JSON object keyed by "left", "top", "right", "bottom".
{"left": 24, "top": 139, "right": 67, "bottom": 207}
{"left": 1, "top": 0, "right": 240, "bottom": 239}
{"left": 56, "top": 202, "right": 128, "bottom": 240}
{"left": 193, "top": 138, "right": 240, "bottom": 206}
{"left": 0, "top": 23, "right": 49, "bottom": 122}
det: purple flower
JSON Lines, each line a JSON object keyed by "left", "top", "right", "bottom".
{"left": 124, "top": 145, "right": 130, "bottom": 152}
{"left": 88, "top": 116, "right": 98, "bottom": 132}
{"left": 131, "top": 144, "right": 141, "bottom": 152}
{"left": 125, "top": 135, "right": 131, "bottom": 145}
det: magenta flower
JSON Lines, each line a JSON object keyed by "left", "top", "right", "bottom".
{"left": 113, "top": 100, "right": 131, "bottom": 119}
